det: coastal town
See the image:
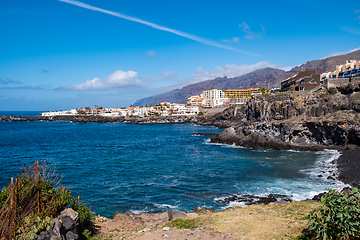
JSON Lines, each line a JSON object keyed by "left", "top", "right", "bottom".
{"left": 3, "top": 1, "right": 360, "bottom": 239}
{"left": 42, "top": 59, "right": 360, "bottom": 118}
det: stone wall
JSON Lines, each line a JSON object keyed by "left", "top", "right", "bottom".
{"left": 324, "top": 78, "right": 350, "bottom": 88}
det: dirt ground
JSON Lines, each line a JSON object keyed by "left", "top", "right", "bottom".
{"left": 90, "top": 200, "right": 319, "bottom": 240}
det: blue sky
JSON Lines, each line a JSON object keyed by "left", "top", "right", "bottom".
{"left": 0, "top": 0, "right": 359, "bottom": 111}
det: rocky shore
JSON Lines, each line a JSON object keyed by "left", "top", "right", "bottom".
{"left": 91, "top": 198, "right": 316, "bottom": 239}
{"left": 3, "top": 84, "right": 359, "bottom": 239}
{"left": 337, "top": 147, "right": 360, "bottom": 187}
{"left": 2, "top": 83, "right": 359, "bottom": 185}
{"left": 0, "top": 114, "right": 197, "bottom": 124}
{"left": 197, "top": 83, "right": 360, "bottom": 186}
{"left": 0, "top": 114, "right": 126, "bottom": 123}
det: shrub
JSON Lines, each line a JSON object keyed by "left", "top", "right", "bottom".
{"left": 307, "top": 187, "right": 360, "bottom": 240}
{"left": 164, "top": 218, "right": 204, "bottom": 229}
{"left": 17, "top": 215, "right": 52, "bottom": 240}
{"left": 0, "top": 175, "right": 93, "bottom": 239}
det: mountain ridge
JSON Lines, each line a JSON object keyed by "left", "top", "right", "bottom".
{"left": 134, "top": 49, "right": 360, "bottom": 106}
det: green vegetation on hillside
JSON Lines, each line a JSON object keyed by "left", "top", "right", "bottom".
{"left": 0, "top": 164, "right": 93, "bottom": 239}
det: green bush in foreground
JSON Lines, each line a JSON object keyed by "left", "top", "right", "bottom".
{"left": 0, "top": 177, "right": 93, "bottom": 239}
{"left": 307, "top": 187, "right": 360, "bottom": 240}
{"left": 164, "top": 217, "right": 208, "bottom": 229}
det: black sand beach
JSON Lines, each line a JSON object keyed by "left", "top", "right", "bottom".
{"left": 337, "top": 147, "right": 360, "bottom": 187}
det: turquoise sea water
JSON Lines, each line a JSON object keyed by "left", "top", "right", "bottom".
{"left": 0, "top": 112, "right": 345, "bottom": 218}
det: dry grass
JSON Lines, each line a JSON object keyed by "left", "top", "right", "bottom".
{"left": 181, "top": 201, "right": 319, "bottom": 240}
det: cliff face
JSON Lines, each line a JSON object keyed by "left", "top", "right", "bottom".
{"left": 205, "top": 83, "right": 360, "bottom": 150}
{"left": 247, "top": 85, "right": 360, "bottom": 122}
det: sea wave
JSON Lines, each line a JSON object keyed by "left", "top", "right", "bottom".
{"left": 153, "top": 203, "right": 178, "bottom": 209}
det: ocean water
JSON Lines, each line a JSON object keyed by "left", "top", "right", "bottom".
{"left": 0, "top": 111, "right": 40, "bottom": 117}
{"left": 0, "top": 118, "right": 345, "bottom": 218}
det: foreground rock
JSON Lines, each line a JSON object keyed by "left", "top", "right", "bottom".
{"left": 36, "top": 208, "right": 79, "bottom": 240}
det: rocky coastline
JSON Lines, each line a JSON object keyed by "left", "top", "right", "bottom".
{"left": 0, "top": 114, "right": 197, "bottom": 124}
{"left": 0, "top": 114, "right": 126, "bottom": 123}
{"left": 2, "top": 84, "right": 360, "bottom": 219}
{"left": 2, "top": 83, "right": 359, "bottom": 186}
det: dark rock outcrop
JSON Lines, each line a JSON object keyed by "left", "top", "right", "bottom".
{"left": 205, "top": 84, "right": 360, "bottom": 150}
{"left": 36, "top": 208, "right": 79, "bottom": 240}
{"left": 216, "top": 194, "right": 292, "bottom": 206}
{"left": 196, "top": 105, "right": 246, "bottom": 128}
{"left": 1, "top": 115, "right": 125, "bottom": 123}
{"left": 124, "top": 115, "right": 197, "bottom": 124}
{"left": 190, "top": 133, "right": 219, "bottom": 137}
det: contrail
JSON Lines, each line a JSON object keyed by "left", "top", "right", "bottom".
{"left": 59, "top": 0, "right": 256, "bottom": 56}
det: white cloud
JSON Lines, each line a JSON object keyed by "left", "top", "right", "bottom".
{"left": 232, "top": 37, "right": 240, "bottom": 43}
{"left": 58, "top": 61, "right": 292, "bottom": 92}
{"left": 239, "top": 22, "right": 265, "bottom": 39}
{"left": 324, "top": 47, "right": 360, "bottom": 58}
{"left": 59, "top": 0, "right": 255, "bottom": 56}
{"left": 62, "top": 70, "right": 146, "bottom": 90}
{"left": 279, "top": 66, "right": 294, "bottom": 71}
{"left": 340, "top": 26, "right": 360, "bottom": 36}
{"left": 59, "top": 70, "right": 180, "bottom": 91}
{"left": 238, "top": 22, "right": 250, "bottom": 32}
{"left": 221, "top": 37, "right": 240, "bottom": 43}
{"left": 143, "top": 70, "right": 178, "bottom": 84}
{"left": 261, "top": 24, "right": 266, "bottom": 34}
{"left": 355, "top": 10, "right": 360, "bottom": 14}
{"left": 0, "top": 78, "right": 23, "bottom": 85}
{"left": 185, "top": 61, "right": 281, "bottom": 83}
{"left": 144, "top": 50, "right": 155, "bottom": 60}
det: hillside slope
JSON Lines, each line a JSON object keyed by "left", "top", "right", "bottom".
{"left": 134, "top": 49, "right": 360, "bottom": 106}
{"left": 134, "top": 68, "right": 289, "bottom": 106}
{"left": 291, "top": 49, "right": 360, "bottom": 73}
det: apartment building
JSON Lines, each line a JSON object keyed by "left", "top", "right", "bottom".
{"left": 321, "top": 59, "right": 360, "bottom": 79}
{"left": 187, "top": 95, "right": 207, "bottom": 107}
{"left": 281, "top": 69, "right": 320, "bottom": 92}
{"left": 202, "top": 89, "right": 224, "bottom": 99}
{"left": 224, "top": 88, "right": 260, "bottom": 99}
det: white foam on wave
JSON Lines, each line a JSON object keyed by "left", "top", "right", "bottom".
{"left": 220, "top": 201, "right": 246, "bottom": 210}
{"left": 191, "top": 123, "right": 219, "bottom": 129}
{"left": 286, "top": 149, "right": 301, "bottom": 153}
{"left": 205, "top": 140, "right": 245, "bottom": 149}
{"left": 130, "top": 210, "right": 146, "bottom": 214}
{"left": 153, "top": 203, "right": 178, "bottom": 209}
{"left": 224, "top": 150, "right": 349, "bottom": 205}
{"left": 300, "top": 149, "right": 344, "bottom": 180}
{"left": 129, "top": 206, "right": 150, "bottom": 214}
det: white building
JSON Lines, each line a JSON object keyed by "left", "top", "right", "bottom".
{"left": 187, "top": 95, "right": 207, "bottom": 107}
{"left": 41, "top": 109, "right": 77, "bottom": 116}
{"left": 203, "top": 89, "right": 224, "bottom": 99}
{"left": 205, "top": 98, "right": 229, "bottom": 108}
{"left": 170, "top": 103, "right": 186, "bottom": 111}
